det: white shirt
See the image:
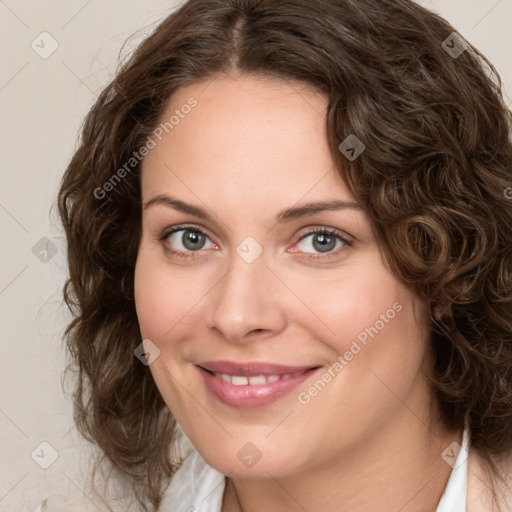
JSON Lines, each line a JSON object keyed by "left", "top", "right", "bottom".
{"left": 157, "top": 427, "right": 470, "bottom": 512}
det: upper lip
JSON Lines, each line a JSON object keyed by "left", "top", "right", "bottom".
{"left": 196, "top": 360, "right": 320, "bottom": 377}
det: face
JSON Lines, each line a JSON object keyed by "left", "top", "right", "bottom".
{"left": 134, "top": 74, "right": 433, "bottom": 478}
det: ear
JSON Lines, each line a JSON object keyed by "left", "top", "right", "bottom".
{"left": 431, "top": 303, "right": 443, "bottom": 321}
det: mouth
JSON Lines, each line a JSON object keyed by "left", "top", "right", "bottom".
{"left": 195, "top": 360, "right": 322, "bottom": 408}
{"left": 201, "top": 370, "right": 308, "bottom": 386}
{"left": 196, "top": 360, "right": 320, "bottom": 377}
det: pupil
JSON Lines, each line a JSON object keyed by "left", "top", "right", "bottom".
{"left": 313, "top": 233, "right": 335, "bottom": 253}
{"left": 183, "top": 231, "right": 205, "bottom": 250}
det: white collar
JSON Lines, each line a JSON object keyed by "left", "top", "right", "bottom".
{"left": 159, "top": 428, "right": 470, "bottom": 512}
{"left": 435, "top": 426, "right": 470, "bottom": 512}
{"left": 159, "top": 446, "right": 225, "bottom": 511}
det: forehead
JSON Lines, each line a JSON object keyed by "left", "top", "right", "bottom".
{"left": 140, "top": 75, "right": 354, "bottom": 206}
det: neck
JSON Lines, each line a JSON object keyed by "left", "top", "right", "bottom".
{"left": 222, "top": 416, "right": 462, "bottom": 512}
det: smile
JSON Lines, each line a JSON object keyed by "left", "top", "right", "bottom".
{"left": 212, "top": 371, "right": 306, "bottom": 385}
{"left": 195, "top": 361, "right": 321, "bottom": 408}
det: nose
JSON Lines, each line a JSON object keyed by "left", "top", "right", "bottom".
{"left": 205, "top": 250, "right": 287, "bottom": 344}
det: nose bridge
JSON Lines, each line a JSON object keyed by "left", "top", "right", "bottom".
{"left": 207, "top": 247, "right": 285, "bottom": 342}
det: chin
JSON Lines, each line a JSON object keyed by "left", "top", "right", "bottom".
{"left": 196, "top": 438, "right": 306, "bottom": 479}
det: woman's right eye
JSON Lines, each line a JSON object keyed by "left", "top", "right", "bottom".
{"left": 161, "top": 227, "right": 217, "bottom": 258}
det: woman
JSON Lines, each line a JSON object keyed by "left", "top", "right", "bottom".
{"left": 35, "top": 0, "right": 512, "bottom": 510}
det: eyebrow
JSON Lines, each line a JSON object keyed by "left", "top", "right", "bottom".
{"left": 143, "top": 194, "right": 365, "bottom": 223}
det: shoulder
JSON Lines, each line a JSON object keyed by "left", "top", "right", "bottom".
{"left": 33, "top": 492, "right": 141, "bottom": 512}
{"left": 33, "top": 481, "right": 140, "bottom": 512}
{"left": 33, "top": 494, "right": 101, "bottom": 512}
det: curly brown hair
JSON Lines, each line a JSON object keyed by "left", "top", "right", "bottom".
{"left": 57, "top": 0, "right": 512, "bottom": 510}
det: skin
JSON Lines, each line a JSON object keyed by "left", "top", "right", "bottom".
{"left": 134, "top": 74, "right": 462, "bottom": 512}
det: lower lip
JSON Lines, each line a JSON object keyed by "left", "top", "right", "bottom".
{"left": 195, "top": 365, "right": 321, "bottom": 409}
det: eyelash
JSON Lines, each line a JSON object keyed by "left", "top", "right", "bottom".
{"left": 159, "top": 224, "right": 354, "bottom": 261}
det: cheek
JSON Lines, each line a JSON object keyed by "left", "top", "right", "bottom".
{"left": 287, "top": 258, "right": 399, "bottom": 349}
{"left": 133, "top": 252, "right": 201, "bottom": 413}
{"left": 290, "top": 258, "right": 429, "bottom": 381}
{"left": 134, "top": 249, "right": 208, "bottom": 345}
{"left": 134, "top": 261, "right": 171, "bottom": 341}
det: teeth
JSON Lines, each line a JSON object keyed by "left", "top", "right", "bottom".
{"left": 248, "top": 375, "right": 267, "bottom": 385}
{"left": 214, "top": 372, "right": 304, "bottom": 385}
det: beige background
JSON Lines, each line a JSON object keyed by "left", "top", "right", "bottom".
{"left": 0, "top": 0, "right": 511, "bottom": 510}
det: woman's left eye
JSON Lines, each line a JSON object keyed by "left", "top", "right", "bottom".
{"left": 292, "top": 229, "right": 353, "bottom": 259}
